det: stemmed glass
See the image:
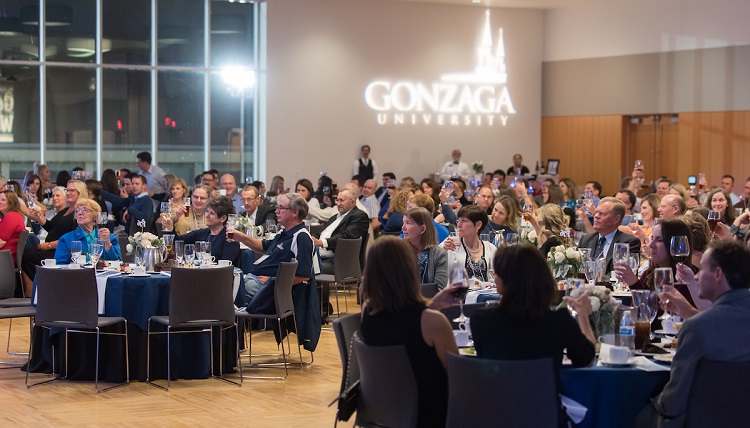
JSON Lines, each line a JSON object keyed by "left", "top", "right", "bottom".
{"left": 612, "top": 243, "right": 630, "bottom": 290}
{"left": 160, "top": 202, "right": 173, "bottom": 222}
{"left": 184, "top": 244, "right": 195, "bottom": 266}
{"left": 96, "top": 212, "right": 108, "bottom": 227}
{"left": 565, "top": 278, "right": 585, "bottom": 317}
{"left": 504, "top": 232, "right": 519, "bottom": 245}
{"left": 194, "top": 241, "right": 206, "bottom": 266}
{"left": 707, "top": 211, "right": 720, "bottom": 238}
{"left": 448, "top": 232, "right": 460, "bottom": 263}
{"left": 450, "top": 264, "right": 470, "bottom": 322}
{"left": 70, "top": 240, "right": 82, "bottom": 264}
{"left": 653, "top": 267, "right": 674, "bottom": 321}
{"left": 134, "top": 245, "right": 145, "bottom": 268}
{"left": 670, "top": 235, "right": 690, "bottom": 285}
{"left": 89, "top": 244, "right": 103, "bottom": 268}
{"left": 200, "top": 241, "right": 212, "bottom": 265}
{"left": 174, "top": 240, "right": 185, "bottom": 267}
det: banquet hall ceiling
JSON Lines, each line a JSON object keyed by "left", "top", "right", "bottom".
{"left": 382, "top": 0, "right": 592, "bottom": 9}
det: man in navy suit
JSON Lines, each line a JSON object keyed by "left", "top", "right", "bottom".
{"left": 239, "top": 185, "right": 276, "bottom": 226}
{"left": 312, "top": 188, "right": 369, "bottom": 275}
{"left": 124, "top": 175, "right": 154, "bottom": 233}
{"left": 578, "top": 197, "right": 640, "bottom": 274}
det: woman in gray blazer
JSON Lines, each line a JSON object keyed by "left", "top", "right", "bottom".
{"left": 402, "top": 207, "right": 448, "bottom": 289}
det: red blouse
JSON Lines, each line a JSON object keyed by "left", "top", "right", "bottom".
{"left": 0, "top": 211, "right": 25, "bottom": 266}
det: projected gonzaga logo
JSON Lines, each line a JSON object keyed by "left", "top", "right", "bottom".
{"left": 364, "top": 10, "right": 516, "bottom": 127}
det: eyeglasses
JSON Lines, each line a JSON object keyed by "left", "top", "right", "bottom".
{"left": 192, "top": 195, "right": 208, "bottom": 201}
{"left": 66, "top": 189, "right": 78, "bottom": 193}
{"left": 74, "top": 207, "right": 90, "bottom": 214}
{"left": 276, "top": 205, "right": 291, "bottom": 211}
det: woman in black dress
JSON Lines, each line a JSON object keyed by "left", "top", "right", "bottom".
{"left": 360, "top": 236, "right": 457, "bottom": 428}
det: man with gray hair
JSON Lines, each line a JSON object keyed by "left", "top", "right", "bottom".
{"left": 312, "top": 188, "right": 369, "bottom": 274}
{"left": 578, "top": 196, "right": 641, "bottom": 274}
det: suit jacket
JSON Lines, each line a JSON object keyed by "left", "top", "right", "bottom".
{"left": 322, "top": 206, "right": 370, "bottom": 266}
{"left": 578, "top": 229, "right": 640, "bottom": 273}
{"left": 241, "top": 204, "right": 277, "bottom": 227}
{"left": 655, "top": 289, "right": 750, "bottom": 425}
{"left": 127, "top": 194, "right": 154, "bottom": 234}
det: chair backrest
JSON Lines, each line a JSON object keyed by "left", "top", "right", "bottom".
{"left": 0, "top": 250, "right": 16, "bottom": 299}
{"left": 15, "top": 229, "right": 29, "bottom": 268}
{"left": 35, "top": 267, "right": 99, "bottom": 328}
{"left": 273, "top": 261, "right": 298, "bottom": 317}
{"left": 440, "top": 302, "right": 490, "bottom": 329}
{"left": 332, "top": 314, "right": 362, "bottom": 393}
{"left": 333, "top": 238, "right": 362, "bottom": 282}
{"left": 119, "top": 236, "right": 134, "bottom": 263}
{"left": 353, "top": 337, "right": 419, "bottom": 428}
{"left": 168, "top": 266, "right": 235, "bottom": 326}
{"left": 310, "top": 223, "right": 325, "bottom": 238}
{"left": 445, "top": 353, "right": 558, "bottom": 428}
{"left": 686, "top": 359, "right": 750, "bottom": 427}
{"left": 420, "top": 282, "right": 439, "bottom": 298}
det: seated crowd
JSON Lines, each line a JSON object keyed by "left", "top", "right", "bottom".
{"left": 2, "top": 147, "right": 750, "bottom": 427}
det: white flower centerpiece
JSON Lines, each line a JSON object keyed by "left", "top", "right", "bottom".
{"left": 126, "top": 227, "right": 163, "bottom": 255}
{"left": 471, "top": 161, "right": 484, "bottom": 175}
{"left": 520, "top": 226, "right": 537, "bottom": 246}
{"left": 547, "top": 245, "right": 582, "bottom": 281}
{"left": 565, "top": 286, "right": 621, "bottom": 337}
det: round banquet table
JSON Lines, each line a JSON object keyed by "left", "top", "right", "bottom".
{"left": 26, "top": 271, "right": 240, "bottom": 382}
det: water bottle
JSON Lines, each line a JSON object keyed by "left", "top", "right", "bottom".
{"left": 619, "top": 309, "right": 635, "bottom": 353}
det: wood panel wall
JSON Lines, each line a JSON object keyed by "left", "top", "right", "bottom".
{"left": 541, "top": 115, "right": 626, "bottom": 196}
{"left": 542, "top": 111, "right": 750, "bottom": 197}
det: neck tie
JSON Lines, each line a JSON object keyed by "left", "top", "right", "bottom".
{"left": 594, "top": 236, "right": 607, "bottom": 259}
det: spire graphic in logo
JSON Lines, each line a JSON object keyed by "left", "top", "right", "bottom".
{"left": 441, "top": 10, "right": 507, "bottom": 84}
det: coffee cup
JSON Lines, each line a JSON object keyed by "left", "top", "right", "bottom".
{"left": 219, "top": 189, "right": 227, "bottom": 196}
{"left": 133, "top": 266, "right": 146, "bottom": 276}
{"left": 67, "top": 263, "right": 81, "bottom": 270}
{"left": 661, "top": 318, "right": 677, "bottom": 334}
{"left": 458, "top": 319, "right": 471, "bottom": 335}
{"left": 453, "top": 330, "right": 471, "bottom": 347}
{"left": 218, "top": 260, "right": 232, "bottom": 267}
{"left": 609, "top": 346, "right": 631, "bottom": 364}
{"left": 598, "top": 334, "right": 619, "bottom": 346}
{"left": 41, "top": 259, "right": 56, "bottom": 267}
{"left": 108, "top": 260, "right": 122, "bottom": 270}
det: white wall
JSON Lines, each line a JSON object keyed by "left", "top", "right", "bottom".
{"left": 265, "top": 0, "right": 543, "bottom": 187}
{"left": 544, "top": 0, "right": 750, "bottom": 61}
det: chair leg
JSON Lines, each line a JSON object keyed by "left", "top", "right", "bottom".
{"left": 146, "top": 320, "right": 167, "bottom": 391}
{"left": 6, "top": 319, "right": 28, "bottom": 356}
{"left": 215, "top": 324, "right": 241, "bottom": 387}
{"left": 0, "top": 317, "right": 31, "bottom": 368}
{"left": 97, "top": 325, "right": 130, "bottom": 393}
{"left": 25, "top": 325, "right": 62, "bottom": 388}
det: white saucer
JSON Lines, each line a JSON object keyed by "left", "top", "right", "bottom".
{"left": 653, "top": 354, "right": 674, "bottom": 364}
{"left": 43, "top": 265, "right": 62, "bottom": 269}
{"left": 654, "top": 329, "right": 678, "bottom": 335}
{"left": 130, "top": 273, "right": 150, "bottom": 277}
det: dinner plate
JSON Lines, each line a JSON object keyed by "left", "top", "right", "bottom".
{"left": 653, "top": 354, "right": 674, "bottom": 364}
{"left": 146, "top": 271, "right": 159, "bottom": 274}
{"left": 600, "top": 361, "right": 633, "bottom": 368}
{"left": 129, "top": 273, "right": 150, "bottom": 277}
{"left": 44, "top": 266, "right": 62, "bottom": 269}
{"left": 459, "top": 347, "right": 477, "bottom": 357}
{"left": 654, "top": 329, "right": 678, "bottom": 336}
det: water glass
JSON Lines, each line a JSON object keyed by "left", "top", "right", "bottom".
{"left": 504, "top": 232, "right": 519, "bottom": 245}
{"left": 134, "top": 245, "right": 145, "bottom": 267}
{"left": 613, "top": 243, "right": 629, "bottom": 265}
{"left": 174, "top": 240, "right": 185, "bottom": 266}
{"left": 565, "top": 278, "right": 586, "bottom": 317}
{"left": 89, "top": 244, "right": 103, "bottom": 266}
{"left": 70, "top": 240, "right": 83, "bottom": 264}
{"left": 184, "top": 244, "right": 195, "bottom": 265}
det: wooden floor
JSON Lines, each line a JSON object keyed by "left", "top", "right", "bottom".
{"left": 0, "top": 301, "right": 360, "bottom": 427}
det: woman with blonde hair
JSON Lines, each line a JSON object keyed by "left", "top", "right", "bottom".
{"left": 382, "top": 187, "right": 411, "bottom": 233}
{"left": 402, "top": 207, "right": 449, "bottom": 288}
{"left": 527, "top": 204, "right": 571, "bottom": 256}
{"left": 54, "top": 198, "right": 121, "bottom": 265}
{"left": 360, "top": 236, "right": 457, "bottom": 427}
{"left": 34, "top": 162, "right": 56, "bottom": 192}
{"left": 487, "top": 195, "right": 519, "bottom": 234}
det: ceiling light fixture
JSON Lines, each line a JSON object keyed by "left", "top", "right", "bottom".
{"left": 67, "top": 37, "right": 112, "bottom": 58}
{"left": 20, "top": 5, "right": 73, "bottom": 27}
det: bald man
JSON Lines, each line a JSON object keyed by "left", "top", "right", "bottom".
{"left": 658, "top": 194, "right": 686, "bottom": 220}
{"left": 220, "top": 174, "right": 241, "bottom": 213}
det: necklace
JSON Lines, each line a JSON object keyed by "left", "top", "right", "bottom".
{"left": 466, "top": 240, "right": 482, "bottom": 253}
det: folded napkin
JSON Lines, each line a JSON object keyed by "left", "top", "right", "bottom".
{"left": 560, "top": 395, "right": 587, "bottom": 424}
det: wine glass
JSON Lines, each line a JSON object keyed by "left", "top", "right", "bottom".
{"left": 707, "top": 211, "right": 720, "bottom": 238}
{"left": 184, "top": 244, "right": 195, "bottom": 266}
{"left": 670, "top": 235, "right": 690, "bottom": 286}
{"left": 70, "top": 240, "right": 83, "bottom": 264}
{"left": 89, "top": 244, "right": 103, "bottom": 267}
{"left": 174, "top": 240, "right": 185, "bottom": 267}
{"left": 96, "top": 212, "right": 108, "bottom": 227}
{"left": 200, "top": 241, "right": 212, "bottom": 265}
{"left": 449, "top": 264, "right": 470, "bottom": 322}
{"left": 653, "top": 267, "right": 674, "bottom": 320}
{"left": 160, "top": 202, "right": 172, "bottom": 222}
{"left": 448, "top": 231, "right": 460, "bottom": 262}
{"left": 194, "top": 241, "right": 206, "bottom": 266}
{"left": 504, "top": 232, "right": 519, "bottom": 245}
{"left": 612, "top": 243, "right": 630, "bottom": 290}
{"left": 565, "top": 278, "right": 585, "bottom": 317}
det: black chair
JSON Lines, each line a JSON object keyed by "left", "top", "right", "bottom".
{"left": 420, "top": 282, "right": 439, "bottom": 298}
{"left": 685, "top": 359, "right": 750, "bottom": 427}
{"left": 440, "top": 302, "right": 492, "bottom": 329}
{"left": 310, "top": 223, "right": 325, "bottom": 239}
{"left": 445, "top": 354, "right": 558, "bottom": 428}
{"left": 0, "top": 306, "right": 36, "bottom": 368}
{"left": 27, "top": 267, "right": 129, "bottom": 393}
{"left": 146, "top": 266, "right": 239, "bottom": 391}
{"left": 353, "top": 336, "right": 419, "bottom": 428}
{"left": 316, "top": 238, "right": 362, "bottom": 318}
{"left": 14, "top": 229, "right": 29, "bottom": 296}
{"left": 0, "top": 250, "right": 32, "bottom": 358}
{"left": 332, "top": 314, "right": 361, "bottom": 425}
{"left": 236, "top": 261, "right": 305, "bottom": 380}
